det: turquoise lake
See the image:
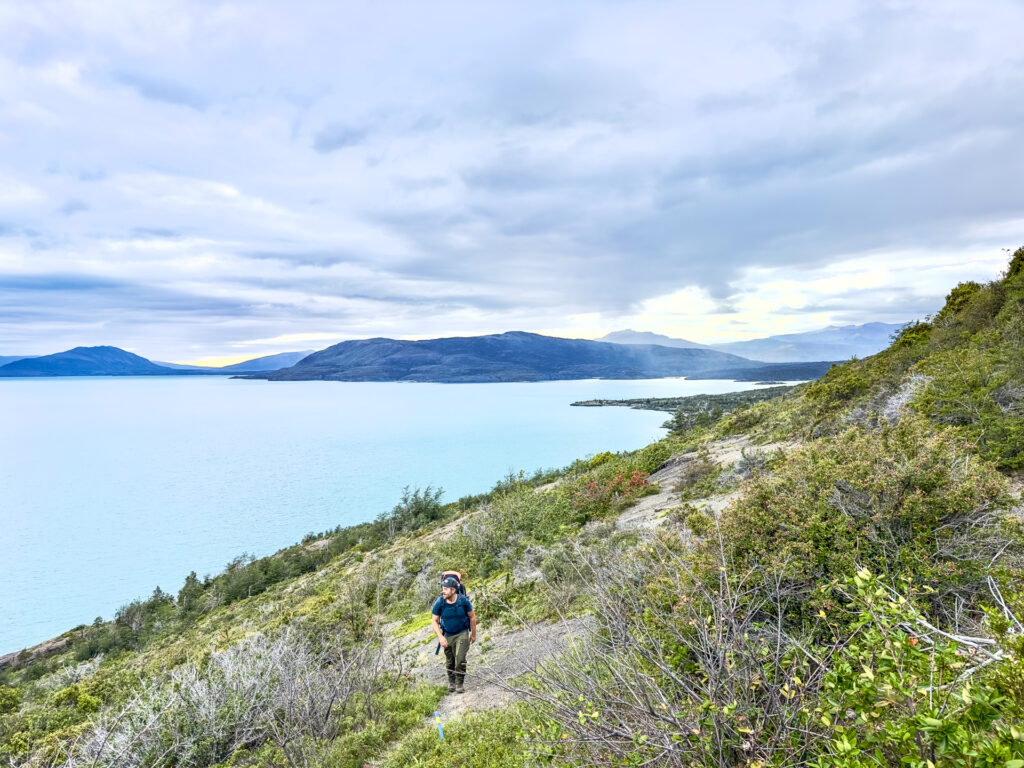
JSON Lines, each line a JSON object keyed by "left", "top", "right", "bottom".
{"left": 0, "top": 376, "right": 777, "bottom": 653}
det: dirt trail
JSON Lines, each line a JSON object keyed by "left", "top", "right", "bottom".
{"left": 394, "top": 616, "right": 591, "bottom": 720}
{"left": 616, "top": 435, "right": 797, "bottom": 531}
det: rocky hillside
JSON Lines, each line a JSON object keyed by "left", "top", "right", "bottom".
{"left": 2, "top": 250, "right": 1023, "bottom": 768}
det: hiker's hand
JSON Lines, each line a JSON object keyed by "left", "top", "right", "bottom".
{"left": 470, "top": 634, "right": 476, "bottom": 644}
{"left": 439, "top": 637, "right": 448, "bottom": 649}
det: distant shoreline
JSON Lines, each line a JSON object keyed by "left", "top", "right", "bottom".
{"left": 571, "top": 384, "right": 799, "bottom": 414}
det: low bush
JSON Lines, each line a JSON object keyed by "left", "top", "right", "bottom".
{"left": 915, "top": 345, "right": 1024, "bottom": 469}
{"left": 0, "top": 686, "right": 20, "bottom": 716}
{"left": 711, "top": 416, "right": 1013, "bottom": 626}
{"left": 568, "top": 469, "right": 652, "bottom": 521}
{"left": 380, "top": 706, "right": 529, "bottom": 768}
{"left": 810, "top": 570, "right": 1024, "bottom": 768}
{"left": 56, "top": 627, "right": 409, "bottom": 768}
{"left": 684, "top": 507, "right": 713, "bottom": 536}
{"left": 374, "top": 486, "right": 446, "bottom": 541}
{"left": 520, "top": 537, "right": 1024, "bottom": 768}
{"left": 673, "top": 455, "right": 722, "bottom": 500}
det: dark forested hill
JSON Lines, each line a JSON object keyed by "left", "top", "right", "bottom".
{"left": 249, "top": 331, "right": 761, "bottom": 382}
{"left": 0, "top": 346, "right": 174, "bottom": 377}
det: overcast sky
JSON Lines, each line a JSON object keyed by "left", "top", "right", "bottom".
{"left": 1, "top": 0, "right": 1022, "bottom": 363}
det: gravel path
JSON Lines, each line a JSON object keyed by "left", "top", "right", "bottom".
{"left": 394, "top": 616, "right": 591, "bottom": 720}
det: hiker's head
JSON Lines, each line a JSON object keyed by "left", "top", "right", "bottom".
{"left": 441, "top": 576, "right": 459, "bottom": 597}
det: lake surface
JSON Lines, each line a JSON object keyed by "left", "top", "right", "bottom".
{"left": 1, "top": 376, "right": 777, "bottom": 653}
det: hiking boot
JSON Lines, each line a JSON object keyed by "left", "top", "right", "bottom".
{"left": 455, "top": 680, "right": 465, "bottom": 694}
{"left": 446, "top": 672, "right": 456, "bottom": 693}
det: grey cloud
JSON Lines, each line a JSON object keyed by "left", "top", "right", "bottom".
{"left": 77, "top": 169, "right": 107, "bottom": 182}
{"left": 242, "top": 250, "right": 363, "bottom": 267}
{"left": 462, "top": 32, "right": 645, "bottom": 130}
{"left": 0, "top": 273, "right": 251, "bottom": 315}
{"left": 448, "top": 75, "right": 1024, "bottom": 306}
{"left": 0, "top": 307, "right": 49, "bottom": 323}
{"left": 694, "top": 89, "right": 776, "bottom": 115}
{"left": 58, "top": 199, "right": 89, "bottom": 216}
{"left": 115, "top": 71, "right": 208, "bottom": 109}
{"left": 409, "top": 113, "right": 444, "bottom": 133}
{"left": 338, "top": 290, "right": 517, "bottom": 312}
{"left": 383, "top": 71, "right": 1024, "bottom": 313}
{"left": 0, "top": 274, "right": 121, "bottom": 292}
{"left": 664, "top": 74, "right": 1024, "bottom": 198}
{"left": 797, "top": 292, "right": 942, "bottom": 324}
{"left": 3, "top": 0, "right": 1023, "bottom": 359}
{"left": 627, "top": 100, "right": 1024, "bottom": 295}
{"left": 461, "top": 151, "right": 562, "bottom": 194}
{"left": 312, "top": 124, "right": 368, "bottom": 153}
{"left": 394, "top": 175, "right": 448, "bottom": 192}
{"left": 222, "top": 269, "right": 522, "bottom": 312}
{"left": 130, "top": 227, "right": 183, "bottom": 239}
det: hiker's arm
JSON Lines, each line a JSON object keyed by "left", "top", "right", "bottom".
{"left": 468, "top": 610, "right": 477, "bottom": 642}
{"left": 431, "top": 613, "right": 448, "bottom": 648}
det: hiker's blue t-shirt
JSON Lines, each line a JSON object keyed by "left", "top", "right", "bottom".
{"left": 432, "top": 594, "right": 473, "bottom": 636}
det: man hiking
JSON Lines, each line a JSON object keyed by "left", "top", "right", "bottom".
{"left": 431, "top": 575, "right": 476, "bottom": 693}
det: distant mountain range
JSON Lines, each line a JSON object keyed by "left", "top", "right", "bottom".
{"left": 597, "top": 330, "right": 709, "bottom": 350}
{"left": 0, "top": 326, "right": 871, "bottom": 382}
{"left": 248, "top": 331, "right": 787, "bottom": 383}
{"left": 156, "top": 351, "right": 314, "bottom": 373}
{"left": 0, "top": 355, "right": 37, "bottom": 366}
{"left": 0, "top": 348, "right": 312, "bottom": 377}
{"left": 599, "top": 322, "right": 904, "bottom": 362}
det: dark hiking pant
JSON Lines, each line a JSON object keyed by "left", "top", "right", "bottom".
{"left": 443, "top": 630, "right": 470, "bottom": 686}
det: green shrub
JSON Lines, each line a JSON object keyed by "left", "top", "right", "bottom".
{"left": 375, "top": 486, "right": 446, "bottom": 540}
{"left": 811, "top": 569, "right": 1024, "bottom": 768}
{"left": 805, "top": 363, "right": 872, "bottom": 410}
{"left": 568, "top": 469, "right": 653, "bottom": 521}
{"left": 937, "top": 280, "right": 982, "bottom": 320}
{"left": 49, "top": 684, "right": 101, "bottom": 713}
{"left": 890, "top": 320, "right": 934, "bottom": 350}
{"left": 685, "top": 508, "right": 713, "bottom": 537}
{"left": 0, "top": 685, "right": 19, "bottom": 716}
{"left": 933, "top": 280, "right": 1006, "bottom": 343}
{"left": 915, "top": 346, "right": 1024, "bottom": 469}
{"left": 380, "top": 706, "right": 529, "bottom": 768}
{"left": 634, "top": 441, "right": 672, "bottom": 473}
{"left": 711, "top": 416, "right": 1011, "bottom": 623}
{"left": 673, "top": 455, "right": 721, "bottom": 500}
{"left": 321, "top": 682, "right": 444, "bottom": 767}
{"left": 1008, "top": 246, "right": 1024, "bottom": 280}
